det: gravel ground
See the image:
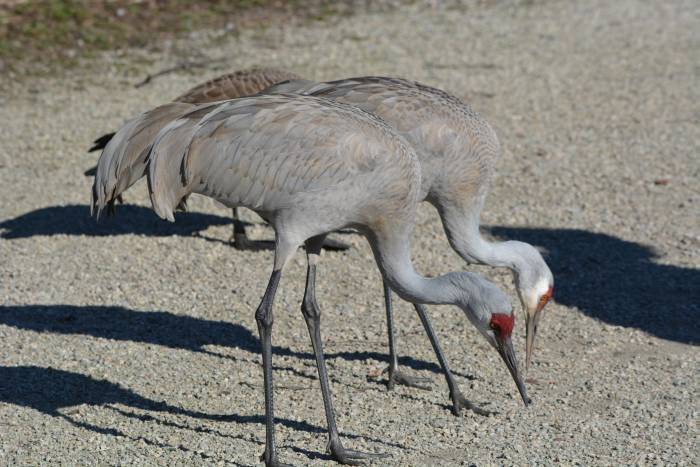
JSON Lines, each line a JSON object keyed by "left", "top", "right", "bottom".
{"left": 1, "top": 0, "right": 698, "bottom": 465}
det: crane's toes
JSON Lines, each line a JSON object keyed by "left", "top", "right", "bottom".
{"left": 321, "top": 237, "right": 351, "bottom": 251}
{"left": 259, "top": 450, "right": 294, "bottom": 467}
{"left": 266, "top": 460, "right": 294, "bottom": 467}
{"left": 228, "top": 233, "right": 275, "bottom": 251}
{"left": 327, "top": 439, "right": 389, "bottom": 465}
{"left": 450, "top": 389, "right": 495, "bottom": 417}
{"left": 387, "top": 368, "right": 432, "bottom": 391}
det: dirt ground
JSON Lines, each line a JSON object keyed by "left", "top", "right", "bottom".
{"left": 0, "top": 0, "right": 698, "bottom": 465}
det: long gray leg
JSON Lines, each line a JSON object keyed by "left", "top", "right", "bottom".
{"left": 413, "top": 303, "right": 493, "bottom": 417}
{"left": 301, "top": 236, "right": 388, "bottom": 464}
{"left": 383, "top": 281, "right": 432, "bottom": 390}
{"left": 255, "top": 269, "right": 292, "bottom": 467}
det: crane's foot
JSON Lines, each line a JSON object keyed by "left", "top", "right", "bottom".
{"left": 229, "top": 231, "right": 253, "bottom": 250}
{"left": 386, "top": 366, "right": 432, "bottom": 391}
{"left": 327, "top": 438, "right": 389, "bottom": 465}
{"left": 260, "top": 450, "right": 293, "bottom": 467}
{"left": 228, "top": 231, "right": 275, "bottom": 251}
{"left": 449, "top": 388, "right": 494, "bottom": 417}
{"left": 321, "top": 236, "right": 351, "bottom": 251}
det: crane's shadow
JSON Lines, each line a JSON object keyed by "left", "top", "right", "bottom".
{"left": 0, "top": 365, "right": 406, "bottom": 463}
{"left": 0, "top": 304, "right": 447, "bottom": 375}
{"left": 0, "top": 204, "right": 231, "bottom": 238}
{"left": 0, "top": 203, "right": 351, "bottom": 251}
{"left": 486, "top": 226, "right": 699, "bottom": 344}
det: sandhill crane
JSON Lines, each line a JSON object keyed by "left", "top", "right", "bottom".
{"left": 84, "top": 68, "right": 347, "bottom": 249}
{"left": 264, "top": 76, "right": 554, "bottom": 404}
{"left": 93, "top": 94, "right": 529, "bottom": 466}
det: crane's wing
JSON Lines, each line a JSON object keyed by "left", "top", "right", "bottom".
{"left": 174, "top": 68, "right": 301, "bottom": 104}
{"left": 148, "top": 94, "right": 403, "bottom": 222}
{"left": 91, "top": 102, "right": 197, "bottom": 217}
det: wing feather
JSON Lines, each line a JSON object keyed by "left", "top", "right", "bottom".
{"left": 174, "top": 68, "right": 301, "bottom": 103}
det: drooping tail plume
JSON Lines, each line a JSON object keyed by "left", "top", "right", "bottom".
{"left": 88, "top": 132, "right": 116, "bottom": 153}
{"left": 147, "top": 117, "right": 203, "bottom": 222}
{"left": 90, "top": 102, "right": 195, "bottom": 219}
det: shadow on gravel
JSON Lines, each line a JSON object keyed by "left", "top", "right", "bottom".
{"left": 0, "top": 365, "right": 237, "bottom": 461}
{"left": 487, "top": 226, "right": 700, "bottom": 344}
{"left": 0, "top": 204, "right": 231, "bottom": 238}
{"left": 0, "top": 365, "right": 407, "bottom": 456}
{"left": 0, "top": 304, "right": 450, "bottom": 378}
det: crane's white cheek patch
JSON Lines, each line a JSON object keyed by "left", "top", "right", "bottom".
{"left": 534, "top": 277, "right": 551, "bottom": 300}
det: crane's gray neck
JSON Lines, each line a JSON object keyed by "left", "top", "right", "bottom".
{"left": 434, "top": 198, "right": 528, "bottom": 273}
{"left": 367, "top": 227, "right": 470, "bottom": 307}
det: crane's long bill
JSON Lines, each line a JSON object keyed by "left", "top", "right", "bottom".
{"left": 525, "top": 312, "right": 538, "bottom": 372}
{"left": 497, "top": 337, "right": 531, "bottom": 406}
{"left": 525, "top": 302, "right": 547, "bottom": 371}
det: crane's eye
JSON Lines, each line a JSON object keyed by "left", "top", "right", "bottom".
{"left": 489, "top": 322, "right": 498, "bottom": 331}
{"left": 539, "top": 286, "right": 554, "bottom": 307}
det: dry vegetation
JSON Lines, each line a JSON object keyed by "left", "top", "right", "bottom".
{"left": 0, "top": 0, "right": 360, "bottom": 73}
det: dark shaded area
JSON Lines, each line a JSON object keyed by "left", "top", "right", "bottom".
{"left": 0, "top": 304, "right": 449, "bottom": 376}
{"left": 0, "top": 204, "right": 351, "bottom": 251}
{"left": 487, "top": 226, "right": 699, "bottom": 344}
{"left": 0, "top": 204, "right": 231, "bottom": 239}
{"left": 0, "top": 365, "right": 212, "bottom": 419}
{"left": 0, "top": 365, "right": 407, "bottom": 458}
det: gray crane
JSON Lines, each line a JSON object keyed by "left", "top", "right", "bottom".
{"left": 264, "top": 77, "right": 554, "bottom": 396}
{"left": 93, "top": 94, "right": 529, "bottom": 466}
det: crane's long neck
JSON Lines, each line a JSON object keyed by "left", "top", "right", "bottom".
{"left": 367, "top": 225, "right": 466, "bottom": 306}
{"left": 434, "top": 197, "right": 524, "bottom": 272}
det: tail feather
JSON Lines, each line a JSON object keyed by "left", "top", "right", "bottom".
{"left": 90, "top": 102, "right": 195, "bottom": 218}
{"left": 147, "top": 118, "right": 202, "bottom": 222}
{"left": 88, "top": 132, "right": 116, "bottom": 152}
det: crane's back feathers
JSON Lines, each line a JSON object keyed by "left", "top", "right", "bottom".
{"left": 174, "top": 68, "right": 301, "bottom": 104}
{"left": 265, "top": 76, "right": 500, "bottom": 202}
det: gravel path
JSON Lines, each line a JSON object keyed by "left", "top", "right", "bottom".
{"left": 1, "top": 0, "right": 698, "bottom": 465}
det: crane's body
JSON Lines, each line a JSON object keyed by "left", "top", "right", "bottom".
{"left": 145, "top": 96, "right": 419, "bottom": 243}
{"left": 92, "top": 93, "right": 529, "bottom": 466}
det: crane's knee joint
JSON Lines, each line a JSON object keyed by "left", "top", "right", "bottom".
{"left": 300, "top": 297, "right": 321, "bottom": 321}
{"left": 255, "top": 307, "right": 274, "bottom": 328}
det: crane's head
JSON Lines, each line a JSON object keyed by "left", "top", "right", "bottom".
{"left": 455, "top": 273, "right": 530, "bottom": 406}
{"left": 511, "top": 243, "right": 554, "bottom": 372}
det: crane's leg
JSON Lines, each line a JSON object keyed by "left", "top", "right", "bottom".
{"left": 412, "top": 303, "right": 493, "bottom": 417}
{"left": 301, "top": 236, "right": 388, "bottom": 464}
{"left": 383, "top": 281, "right": 432, "bottom": 390}
{"left": 255, "top": 266, "right": 292, "bottom": 467}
